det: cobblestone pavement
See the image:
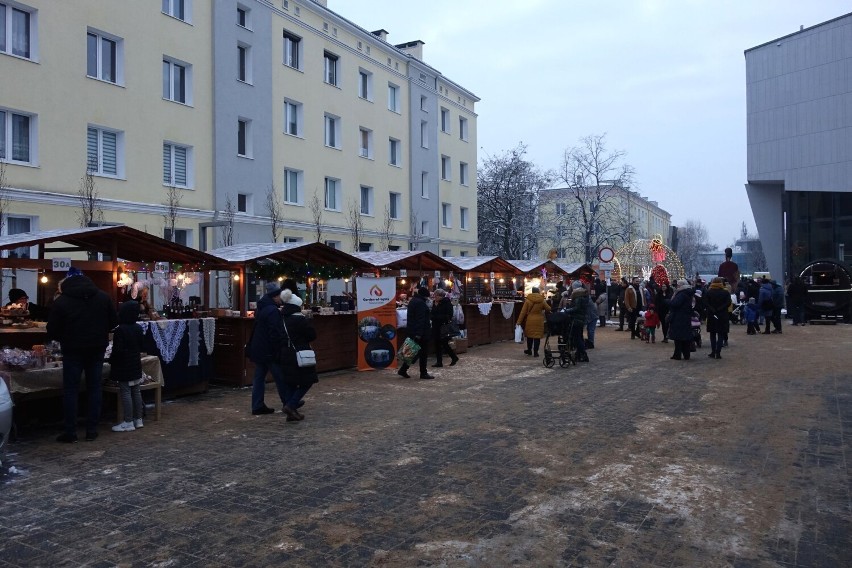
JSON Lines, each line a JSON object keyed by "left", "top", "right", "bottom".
{"left": 1, "top": 322, "right": 850, "bottom": 567}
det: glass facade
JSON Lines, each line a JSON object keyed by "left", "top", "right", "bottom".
{"left": 785, "top": 191, "right": 852, "bottom": 274}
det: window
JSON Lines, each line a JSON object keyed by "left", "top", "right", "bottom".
{"left": 324, "top": 113, "right": 340, "bottom": 149}
{"left": 459, "top": 162, "right": 469, "bottom": 186}
{"left": 237, "top": 193, "right": 249, "bottom": 213}
{"left": 459, "top": 250, "right": 468, "bottom": 257}
{"left": 0, "top": 108, "right": 34, "bottom": 164}
{"left": 460, "top": 207, "right": 469, "bottom": 230}
{"left": 324, "top": 177, "right": 341, "bottom": 211}
{"left": 388, "top": 83, "right": 400, "bottom": 112}
{"left": 358, "top": 69, "right": 372, "bottom": 100}
{"left": 555, "top": 202, "right": 567, "bottom": 215}
{"left": 163, "top": 142, "right": 192, "bottom": 188}
{"left": 360, "top": 185, "right": 373, "bottom": 215}
{"left": 5, "top": 216, "right": 33, "bottom": 258}
{"left": 237, "top": 118, "right": 251, "bottom": 157}
{"left": 556, "top": 225, "right": 567, "bottom": 238}
{"left": 236, "top": 4, "right": 249, "bottom": 28}
{"left": 420, "top": 95, "right": 427, "bottom": 111}
{"left": 87, "top": 30, "right": 122, "bottom": 84}
{"left": 284, "top": 168, "right": 302, "bottom": 204}
{"left": 388, "top": 137, "right": 400, "bottom": 166}
{"left": 163, "top": 58, "right": 192, "bottom": 104}
{"left": 323, "top": 51, "right": 338, "bottom": 86}
{"left": 459, "top": 116, "right": 469, "bottom": 141}
{"left": 164, "top": 228, "right": 189, "bottom": 246}
{"left": 421, "top": 221, "right": 429, "bottom": 237}
{"left": 557, "top": 247, "right": 567, "bottom": 259}
{"left": 162, "top": 0, "right": 189, "bottom": 22}
{"left": 282, "top": 30, "right": 301, "bottom": 69}
{"left": 359, "top": 127, "right": 372, "bottom": 158}
{"left": 420, "top": 121, "right": 428, "bottom": 148}
{"left": 441, "top": 203, "right": 451, "bottom": 228}
{"left": 358, "top": 242, "right": 373, "bottom": 252}
{"left": 237, "top": 43, "right": 251, "bottom": 83}
{"left": 284, "top": 100, "right": 302, "bottom": 136}
{"left": 440, "top": 107, "right": 450, "bottom": 133}
{"left": 442, "top": 249, "right": 451, "bottom": 257}
{"left": 0, "top": 3, "right": 34, "bottom": 59}
{"left": 389, "top": 192, "right": 401, "bottom": 220}
{"left": 87, "top": 126, "right": 122, "bottom": 177}
{"left": 441, "top": 155, "right": 451, "bottom": 181}
{"left": 420, "top": 172, "right": 428, "bottom": 198}
{"left": 324, "top": 240, "right": 340, "bottom": 249}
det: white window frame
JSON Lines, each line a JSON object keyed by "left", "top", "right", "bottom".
{"left": 441, "top": 155, "right": 451, "bottom": 181}
{"left": 324, "top": 113, "right": 340, "bottom": 149}
{"left": 420, "top": 121, "right": 428, "bottom": 149}
{"left": 359, "top": 127, "right": 373, "bottom": 159}
{"left": 283, "top": 99, "right": 302, "bottom": 137}
{"left": 440, "top": 107, "right": 450, "bottom": 134}
{"left": 360, "top": 185, "right": 373, "bottom": 216}
{"left": 442, "top": 249, "right": 451, "bottom": 257}
{"left": 460, "top": 207, "right": 469, "bottom": 231}
{"left": 86, "top": 28, "right": 124, "bottom": 85}
{"left": 282, "top": 30, "right": 301, "bottom": 70}
{"left": 237, "top": 118, "right": 252, "bottom": 157}
{"left": 358, "top": 68, "right": 373, "bottom": 101}
{"left": 459, "top": 161, "right": 469, "bottom": 186}
{"left": 87, "top": 125, "right": 124, "bottom": 178}
{"left": 323, "top": 51, "right": 339, "bottom": 86}
{"left": 163, "top": 141, "right": 193, "bottom": 189}
{"left": 324, "top": 240, "right": 340, "bottom": 249}
{"left": 421, "top": 220, "right": 429, "bottom": 237}
{"left": 164, "top": 227, "right": 191, "bottom": 246}
{"left": 162, "top": 0, "right": 192, "bottom": 23}
{"left": 283, "top": 168, "right": 302, "bottom": 205}
{"left": 388, "top": 137, "right": 400, "bottom": 166}
{"left": 459, "top": 116, "right": 469, "bottom": 141}
{"left": 0, "top": 2, "right": 37, "bottom": 60}
{"left": 0, "top": 107, "right": 36, "bottom": 165}
{"left": 555, "top": 202, "right": 567, "bottom": 215}
{"left": 3, "top": 214, "right": 36, "bottom": 258}
{"left": 163, "top": 56, "right": 192, "bottom": 105}
{"left": 237, "top": 42, "right": 252, "bottom": 84}
{"left": 420, "top": 171, "right": 429, "bottom": 198}
{"left": 388, "top": 83, "right": 400, "bottom": 113}
{"left": 236, "top": 3, "right": 250, "bottom": 29}
{"left": 441, "top": 203, "right": 451, "bottom": 228}
{"left": 324, "top": 177, "right": 341, "bottom": 211}
{"left": 389, "top": 192, "right": 401, "bottom": 220}
{"left": 420, "top": 95, "right": 427, "bottom": 111}
{"left": 237, "top": 192, "right": 250, "bottom": 214}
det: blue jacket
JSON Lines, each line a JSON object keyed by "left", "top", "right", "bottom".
{"left": 248, "top": 293, "right": 284, "bottom": 363}
{"left": 758, "top": 282, "right": 774, "bottom": 316}
{"left": 744, "top": 302, "right": 759, "bottom": 323}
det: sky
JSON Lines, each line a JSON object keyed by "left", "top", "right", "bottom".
{"left": 344, "top": 0, "right": 851, "bottom": 249}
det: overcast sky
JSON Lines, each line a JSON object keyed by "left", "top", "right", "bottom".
{"left": 347, "top": 0, "right": 851, "bottom": 249}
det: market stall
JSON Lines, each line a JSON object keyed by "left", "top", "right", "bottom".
{"left": 206, "top": 242, "right": 372, "bottom": 383}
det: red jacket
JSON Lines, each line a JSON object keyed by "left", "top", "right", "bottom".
{"left": 644, "top": 311, "right": 660, "bottom": 328}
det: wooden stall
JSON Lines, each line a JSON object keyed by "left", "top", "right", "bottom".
{"left": 206, "top": 242, "right": 372, "bottom": 385}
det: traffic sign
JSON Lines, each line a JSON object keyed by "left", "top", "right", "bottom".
{"left": 598, "top": 247, "right": 615, "bottom": 263}
{"left": 598, "top": 262, "right": 614, "bottom": 270}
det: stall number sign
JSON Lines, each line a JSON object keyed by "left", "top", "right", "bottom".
{"left": 52, "top": 258, "right": 72, "bottom": 272}
{"left": 399, "top": 269, "right": 407, "bottom": 277}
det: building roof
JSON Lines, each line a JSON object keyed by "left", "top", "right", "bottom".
{"left": 206, "top": 242, "right": 370, "bottom": 268}
{"left": 745, "top": 11, "right": 852, "bottom": 53}
{"left": 351, "top": 250, "right": 461, "bottom": 272}
{"left": 440, "top": 256, "right": 519, "bottom": 274}
{"left": 506, "top": 259, "right": 594, "bottom": 277}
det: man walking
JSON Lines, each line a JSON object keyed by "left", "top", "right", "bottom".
{"left": 48, "top": 267, "right": 117, "bottom": 443}
{"left": 398, "top": 287, "right": 434, "bottom": 380}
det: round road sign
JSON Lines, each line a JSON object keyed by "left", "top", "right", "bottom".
{"left": 598, "top": 247, "right": 615, "bottom": 263}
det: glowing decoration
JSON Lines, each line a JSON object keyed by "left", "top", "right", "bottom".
{"left": 650, "top": 265, "right": 670, "bottom": 287}
{"left": 232, "top": 273, "right": 240, "bottom": 281}
{"left": 649, "top": 234, "right": 666, "bottom": 263}
{"left": 40, "top": 275, "right": 48, "bottom": 284}
{"left": 613, "top": 238, "right": 684, "bottom": 284}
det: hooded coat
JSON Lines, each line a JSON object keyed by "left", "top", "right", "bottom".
{"left": 248, "top": 292, "right": 285, "bottom": 364}
{"left": 704, "top": 282, "right": 732, "bottom": 334}
{"left": 110, "top": 301, "right": 145, "bottom": 382}
{"left": 666, "top": 287, "right": 695, "bottom": 341}
{"left": 47, "top": 275, "right": 117, "bottom": 355}
{"left": 518, "top": 292, "right": 551, "bottom": 339}
{"left": 280, "top": 303, "right": 319, "bottom": 387}
{"left": 562, "top": 288, "right": 589, "bottom": 325}
{"left": 406, "top": 294, "right": 431, "bottom": 339}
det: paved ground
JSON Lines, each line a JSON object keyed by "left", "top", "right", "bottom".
{"left": 1, "top": 321, "right": 850, "bottom": 567}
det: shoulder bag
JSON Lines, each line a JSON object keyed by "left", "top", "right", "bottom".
{"left": 283, "top": 318, "right": 316, "bottom": 367}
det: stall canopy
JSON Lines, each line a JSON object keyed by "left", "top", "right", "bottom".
{"left": 554, "top": 261, "right": 596, "bottom": 279}
{"left": 351, "top": 250, "right": 461, "bottom": 272}
{"left": 505, "top": 259, "right": 595, "bottom": 279}
{"left": 207, "top": 242, "right": 370, "bottom": 269}
{"left": 441, "top": 256, "right": 519, "bottom": 275}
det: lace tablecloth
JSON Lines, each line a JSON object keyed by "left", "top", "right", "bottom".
{"left": 7, "top": 355, "right": 164, "bottom": 396}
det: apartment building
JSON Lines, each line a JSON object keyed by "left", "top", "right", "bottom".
{"left": 0, "top": 0, "right": 479, "bottom": 256}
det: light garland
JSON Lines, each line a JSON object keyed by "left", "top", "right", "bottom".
{"left": 250, "top": 260, "right": 355, "bottom": 282}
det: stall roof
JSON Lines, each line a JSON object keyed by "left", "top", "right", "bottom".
{"left": 0, "top": 225, "right": 224, "bottom": 266}
{"left": 506, "top": 259, "right": 595, "bottom": 277}
{"left": 351, "top": 250, "right": 461, "bottom": 272}
{"left": 554, "top": 261, "right": 596, "bottom": 276}
{"left": 441, "top": 256, "right": 520, "bottom": 274}
{"left": 206, "top": 241, "right": 371, "bottom": 268}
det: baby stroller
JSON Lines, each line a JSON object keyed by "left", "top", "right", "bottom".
{"left": 636, "top": 313, "right": 649, "bottom": 342}
{"left": 691, "top": 314, "right": 702, "bottom": 349}
{"left": 730, "top": 298, "right": 746, "bottom": 325}
{"left": 542, "top": 311, "right": 576, "bottom": 368}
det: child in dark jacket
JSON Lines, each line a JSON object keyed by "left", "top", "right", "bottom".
{"left": 111, "top": 301, "right": 146, "bottom": 432}
{"left": 744, "top": 298, "right": 759, "bottom": 335}
{"left": 643, "top": 304, "right": 661, "bottom": 343}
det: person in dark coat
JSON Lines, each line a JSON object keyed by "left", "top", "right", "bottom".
{"left": 617, "top": 278, "right": 628, "bottom": 330}
{"left": 398, "top": 287, "right": 433, "bottom": 379}
{"left": 430, "top": 288, "right": 458, "bottom": 367}
{"left": 6, "top": 288, "right": 47, "bottom": 321}
{"left": 562, "top": 283, "right": 590, "bottom": 362}
{"left": 704, "top": 277, "right": 732, "bottom": 359}
{"left": 655, "top": 282, "right": 673, "bottom": 342}
{"left": 770, "top": 280, "right": 785, "bottom": 333}
{"left": 110, "top": 301, "right": 146, "bottom": 432}
{"left": 47, "top": 267, "right": 118, "bottom": 443}
{"left": 666, "top": 279, "right": 695, "bottom": 360}
{"left": 786, "top": 276, "right": 809, "bottom": 325}
{"left": 247, "top": 283, "right": 290, "bottom": 416}
{"left": 279, "top": 289, "right": 318, "bottom": 421}
{"left": 758, "top": 278, "right": 774, "bottom": 334}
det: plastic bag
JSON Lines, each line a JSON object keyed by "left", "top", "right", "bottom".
{"left": 397, "top": 337, "right": 421, "bottom": 364}
{"left": 514, "top": 324, "right": 524, "bottom": 343}
{"left": 453, "top": 304, "right": 465, "bottom": 325}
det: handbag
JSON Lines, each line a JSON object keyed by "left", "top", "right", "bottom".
{"left": 397, "top": 336, "right": 421, "bottom": 364}
{"left": 283, "top": 318, "right": 316, "bottom": 367}
{"left": 440, "top": 321, "right": 461, "bottom": 338}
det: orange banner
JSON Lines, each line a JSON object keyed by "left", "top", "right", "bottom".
{"left": 356, "top": 277, "right": 398, "bottom": 371}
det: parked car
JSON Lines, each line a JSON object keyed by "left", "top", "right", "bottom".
{"left": 0, "top": 378, "right": 12, "bottom": 464}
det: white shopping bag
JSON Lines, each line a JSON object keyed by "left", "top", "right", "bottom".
{"left": 514, "top": 324, "right": 524, "bottom": 343}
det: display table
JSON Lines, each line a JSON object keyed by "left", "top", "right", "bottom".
{"left": 137, "top": 318, "right": 214, "bottom": 396}
{"left": 0, "top": 326, "right": 48, "bottom": 350}
{"left": 8, "top": 355, "right": 164, "bottom": 421}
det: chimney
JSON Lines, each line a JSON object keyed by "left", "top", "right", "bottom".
{"left": 395, "top": 40, "right": 425, "bottom": 61}
{"left": 372, "top": 29, "right": 389, "bottom": 41}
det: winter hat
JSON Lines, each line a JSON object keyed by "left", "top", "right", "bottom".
{"left": 280, "top": 289, "right": 303, "bottom": 307}
{"left": 265, "top": 282, "right": 282, "bottom": 296}
{"left": 434, "top": 288, "right": 446, "bottom": 297}
{"left": 572, "top": 280, "right": 584, "bottom": 289}
{"left": 675, "top": 279, "right": 691, "bottom": 293}
{"left": 66, "top": 266, "right": 84, "bottom": 278}
{"left": 8, "top": 288, "right": 27, "bottom": 303}
{"left": 417, "top": 287, "right": 431, "bottom": 298}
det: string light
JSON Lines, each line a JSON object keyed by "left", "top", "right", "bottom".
{"left": 40, "top": 275, "right": 48, "bottom": 284}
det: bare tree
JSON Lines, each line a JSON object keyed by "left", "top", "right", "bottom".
{"left": 675, "top": 219, "right": 715, "bottom": 278}
{"left": 408, "top": 209, "right": 421, "bottom": 251}
{"left": 77, "top": 168, "right": 104, "bottom": 227}
{"left": 0, "top": 161, "right": 10, "bottom": 236}
{"left": 162, "top": 185, "right": 182, "bottom": 242}
{"left": 346, "top": 198, "right": 363, "bottom": 252}
{"left": 379, "top": 204, "right": 395, "bottom": 251}
{"left": 219, "top": 194, "right": 236, "bottom": 248}
{"left": 546, "top": 134, "right": 636, "bottom": 263}
{"left": 308, "top": 188, "right": 324, "bottom": 243}
{"left": 476, "top": 144, "right": 549, "bottom": 258}
{"left": 265, "top": 184, "right": 283, "bottom": 243}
